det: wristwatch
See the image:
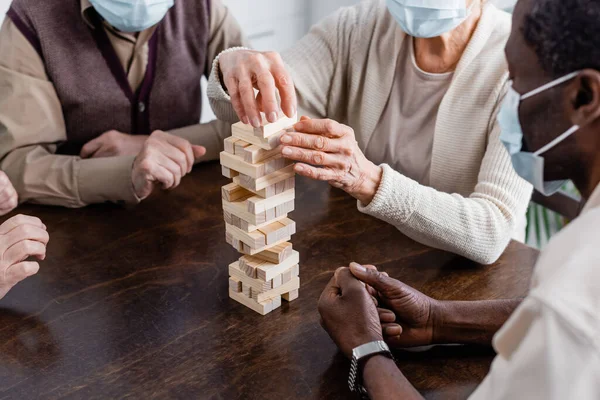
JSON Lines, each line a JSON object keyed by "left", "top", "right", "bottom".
{"left": 349, "top": 341, "right": 395, "bottom": 397}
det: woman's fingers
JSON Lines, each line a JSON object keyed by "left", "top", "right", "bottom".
{"left": 294, "top": 164, "right": 340, "bottom": 182}
{"left": 280, "top": 131, "right": 344, "bottom": 153}
{"left": 293, "top": 118, "right": 351, "bottom": 138}
{"left": 281, "top": 146, "right": 347, "bottom": 169}
{"left": 155, "top": 152, "right": 181, "bottom": 189}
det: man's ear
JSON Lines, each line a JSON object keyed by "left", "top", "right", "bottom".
{"left": 568, "top": 69, "right": 600, "bottom": 126}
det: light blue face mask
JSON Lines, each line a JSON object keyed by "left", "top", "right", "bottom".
{"left": 498, "top": 71, "right": 581, "bottom": 196}
{"left": 386, "top": 0, "right": 472, "bottom": 38}
{"left": 90, "top": 0, "right": 174, "bottom": 33}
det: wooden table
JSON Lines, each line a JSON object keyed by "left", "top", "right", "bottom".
{"left": 0, "top": 162, "right": 539, "bottom": 400}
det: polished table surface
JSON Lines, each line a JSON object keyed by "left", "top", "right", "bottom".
{"left": 0, "top": 162, "right": 539, "bottom": 400}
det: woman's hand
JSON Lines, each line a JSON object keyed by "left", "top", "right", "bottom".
{"left": 0, "top": 214, "right": 49, "bottom": 300}
{"left": 80, "top": 130, "right": 149, "bottom": 159}
{"left": 318, "top": 266, "right": 383, "bottom": 359}
{"left": 349, "top": 263, "right": 440, "bottom": 349}
{"left": 0, "top": 172, "right": 18, "bottom": 216}
{"left": 218, "top": 50, "right": 297, "bottom": 127}
{"left": 280, "top": 118, "right": 383, "bottom": 205}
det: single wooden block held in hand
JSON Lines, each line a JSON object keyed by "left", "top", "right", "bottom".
{"left": 233, "top": 113, "right": 297, "bottom": 139}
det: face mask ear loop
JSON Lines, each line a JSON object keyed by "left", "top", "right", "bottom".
{"left": 522, "top": 71, "right": 581, "bottom": 100}
{"left": 534, "top": 125, "right": 580, "bottom": 156}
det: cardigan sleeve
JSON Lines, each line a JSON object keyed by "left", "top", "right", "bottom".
{"left": 358, "top": 91, "right": 533, "bottom": 265}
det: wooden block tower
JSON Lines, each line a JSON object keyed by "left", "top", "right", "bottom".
{"left": 220, "top": 114, "right": 299, "bottom": 315}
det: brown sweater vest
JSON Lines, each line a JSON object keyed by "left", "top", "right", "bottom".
{"left": 8, "top": 0, "right": 209, "bottom": 154}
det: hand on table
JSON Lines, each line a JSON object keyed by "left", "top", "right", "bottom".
{"left": 349, "top": 263, "right": 439, "bottom": 349}
{"left": 218, "top": 50, "right": 297, "bottom": 126}
{"left": 0, "top": 172, "right": 18, "bottom": 216}
{"left": 280, "top": 118, "right": 383, "bottom": 206}
{"left": 80, "top": 130, "right": 149, "bottom": 159}
{"left": 131, "top": 131, "right": 206, "bottom": 200}
{"left": 0, "top": 215, "right": 49, "bottom": 300}
{"left": 318, "top": 266, "right": 383, "bottom": 358}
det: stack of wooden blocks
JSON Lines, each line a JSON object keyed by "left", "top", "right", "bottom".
{"left": 220, "top": 115, "right": 300, "bottom": 315}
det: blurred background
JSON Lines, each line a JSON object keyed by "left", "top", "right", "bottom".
{"left": 4, "top": 0, "right": 572, "bottom": 250}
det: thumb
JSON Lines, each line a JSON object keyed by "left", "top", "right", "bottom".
{"left": 192, "top": 145, "right": 206, "bottom": 161}
{"left": 300, "top": 115, "right": 311, "bottom": 122}
{"left": 349, "top": 262, "right": 395, "bottom": 293}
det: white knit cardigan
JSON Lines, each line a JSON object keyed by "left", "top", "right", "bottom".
{"left": 208, "top": 0, "right": 533, "bottom": 264}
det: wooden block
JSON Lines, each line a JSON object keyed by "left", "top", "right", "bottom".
{"left": 275, "top": 200, "right": 294, "bottom": 217}
{"left": 270, "top": 295, "right": 282, "bottom": 310}
{"left": 271, "top": 274, "right": 282, "bottom": 289}
{"left": 282, "top": 289, "right": 299, "bottom": 302}
{"left": 258, "top": 218, "right": 296, "bottom": 245}
{"left": 222, "top": 183, "right": 253, "bottom": 202}
{"left": 239, "top": 251, "right": 299, "bottom": 282}
{"left": 233, "top": 176, "right": 295, "bottom": 198}
{"left": 255, "top": 277, "right": 300, "bottom": 303}
{"left": 239, "top": 236, "right": 291, "bottom": 256}
{"left": 223, "top": 198, "right": 266, "bottom": 225}
{"left": 234, "top": 139, "right": 251, "bottom": 155}
{"left": 246, "top": 189, "right": 295, "bottom": 214}
{"left": 222, "top": 165, "right": 239, "bottom": 179}
{"left": 232, "top": 124, "right": 284, "bottom": 150}
{"left": 232, "top": 114, "right": 297, "bottom": 139}
{"left": 226, "top": 223, "right": 266, "bottom": 250}
{"left": 229, "top": 262, "right": 273, "bottom": 292}
{"left": 234, "top": 213, "right": 289, "bottom": 233}
{"left": 224, "top": 137, "right": 238, "bottom": 154}
{"left": 229, "top": 288, "right": 274, "bottom": 316}
{"left": 265, "top": 207, "right": 276, "bottom": 221}
{"left": 242, "top": 282, "right": 252, "bottom": 298}
{"left": 282, "top": 268, "right": 292, "bottom": 284}
{"left": 225, "top": 232, "right": 243, "bottom": 252}
{"left": 221, "top": 152, "right": 292, "bottom": 180}
{"left": 237, "top": 165, "right": 295, "bottom": 191}
{"left": 254, "top": 242, "right": 294, "bottom": 265}
{"left": 229, "top": 277, "right": 242, "bottom": 293}
{"left": 223, "top": 210, "right": 233, "bottom": 225}
{"left": 239, "top": 144, "right": 281, "bottom": 164}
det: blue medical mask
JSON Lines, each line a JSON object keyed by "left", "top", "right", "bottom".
{"left": 90, "top": 0, "right": 174, "bottom": 33}
{"left": 386, "top": 0, "right": 472, "bottom": 38}
{"left": 498, "top": 71, "right": 581, "bottom": 196}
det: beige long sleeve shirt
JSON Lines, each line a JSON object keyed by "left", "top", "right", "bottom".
{"left": 0, "top": 0, "right": 247, "bottom": 207}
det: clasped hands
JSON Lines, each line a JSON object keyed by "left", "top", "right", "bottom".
{"left": 318, "top": 263, "right": 441, "bottom": 359}
{"left": 79, "top": 130, "right": 206, "bottom": 200}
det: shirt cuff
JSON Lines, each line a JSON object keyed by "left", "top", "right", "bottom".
{"left": 357, "top": 164, "right": 418, "bottom": 224}
{"left": 78, "top": 155, "right": 141, "bottom": 206}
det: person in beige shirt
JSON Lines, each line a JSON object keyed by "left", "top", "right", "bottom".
{"left": 318, "top": 0, "right": 600, "bottom": 398}
{"left": 0, "top": 0, "right": 248, "bottom": 208}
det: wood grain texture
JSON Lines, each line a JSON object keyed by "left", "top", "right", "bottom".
{"left": 0, "top": 162, "right": 539, "bottom": 400}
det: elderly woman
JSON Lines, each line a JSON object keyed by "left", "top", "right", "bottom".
{"left": 208, "top": 0, "right": 532, "bottom": 264}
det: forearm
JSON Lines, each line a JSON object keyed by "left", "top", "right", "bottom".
{"left": 362, "top": 355, "right": 423, "bottom": 400}
{"left": 433, "top": 299, "right": 522, "bottom": 346}
{"left": 169, "top": 120, "right": 232, "bottom": 162}
{"left": 1, "top": 145, "right": 138, "bottom": 207}
{"left": 358, "top": 165, "right": 525, "bottom": 265}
